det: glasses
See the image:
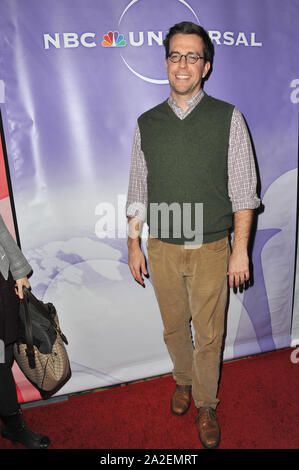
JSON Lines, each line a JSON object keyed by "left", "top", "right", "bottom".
{"left": 168, "top": 52, "right": 205, "bottom": 64}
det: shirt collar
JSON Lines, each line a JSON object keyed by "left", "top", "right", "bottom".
{"left": 168, "top": 89, "right": 205, "bottom": 111}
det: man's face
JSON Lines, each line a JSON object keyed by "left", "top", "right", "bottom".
{"left": 165, "top": 33, "right": 211, "bottom": 100}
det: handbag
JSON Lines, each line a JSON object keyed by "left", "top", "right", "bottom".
{"left": 13, "top": 287, "right": 71, "bottom": 399}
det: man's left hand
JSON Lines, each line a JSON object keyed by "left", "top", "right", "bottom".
{"left": 227, "top": 250, "right": 249, "bottom": 289}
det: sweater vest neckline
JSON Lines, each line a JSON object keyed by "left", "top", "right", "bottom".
{"left": 164, "top": 92, "right": 209, "bottom": 123}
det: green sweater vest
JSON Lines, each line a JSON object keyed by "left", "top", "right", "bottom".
{"left": 138, "top": 94, "right": 234, "bottom": 244}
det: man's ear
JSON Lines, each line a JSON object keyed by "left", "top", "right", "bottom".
{"left": 202, "top": 61, "right": 211, "bottom": 79}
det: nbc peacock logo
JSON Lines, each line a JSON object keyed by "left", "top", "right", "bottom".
{"left": 102, "top": 31, "right": 126, "bottom": 47}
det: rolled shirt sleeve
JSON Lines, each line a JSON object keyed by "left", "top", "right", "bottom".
{"left": 228, "top": 108, "right": 260, "bottom": 212}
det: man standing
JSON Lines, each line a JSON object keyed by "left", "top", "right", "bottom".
{"left": 126, "top": 22, "right": 260, "bottom": 449}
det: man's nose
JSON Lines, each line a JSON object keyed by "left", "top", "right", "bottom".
{"left": 179, "top": 56, "right": 188, "bottom": 67}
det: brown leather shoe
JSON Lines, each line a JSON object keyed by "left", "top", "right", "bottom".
{"left": 196, "top": 407, "right": 220, "bottom": 449}
{"left": 170, "top": 384, "right": 191, "bottom": 415}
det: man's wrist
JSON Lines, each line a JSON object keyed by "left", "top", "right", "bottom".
{"left": 127, "top": 216, "right": 143, "bottom": 240}
{"left": 231, "top": 242, "right": 248, "bottom": 254}
{"left": 127, "top": 236, "right": 141, "bottom": 249}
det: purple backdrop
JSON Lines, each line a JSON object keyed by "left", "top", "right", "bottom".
{"left": 0, "top": 0, "right": 298, "bottom": 401}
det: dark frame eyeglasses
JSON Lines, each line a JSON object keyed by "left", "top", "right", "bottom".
{"left": 168, "top": 52, "right": 205, "bottom": 64}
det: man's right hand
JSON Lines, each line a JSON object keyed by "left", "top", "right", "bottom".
{"left": 128, "top": 238, "right": 148, "bottom": 287}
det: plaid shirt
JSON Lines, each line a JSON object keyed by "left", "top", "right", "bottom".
{"left": 126, "top": 89, "right": 260, "bottom": 221}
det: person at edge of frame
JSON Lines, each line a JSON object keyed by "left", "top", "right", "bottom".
{"left": 126, "top": 21, "right": 260, "bottom": 449}
{"left": 0, "top": 214, "right": 50, "bottom": 449}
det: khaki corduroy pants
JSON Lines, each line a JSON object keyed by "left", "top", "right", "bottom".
{"left": 147, "top": 236, "right": 230, "bottom": 409}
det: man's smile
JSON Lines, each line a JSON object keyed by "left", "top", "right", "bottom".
{"left": 175, "top": 74, "right": 191, "bottom": 79}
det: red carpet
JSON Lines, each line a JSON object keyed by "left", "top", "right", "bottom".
{"left": 0, "top": 347, "right": 298, "bottom": 449}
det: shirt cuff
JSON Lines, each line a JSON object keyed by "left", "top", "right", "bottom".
{"left": 232, "top": 195, "right": 261, "bottom": 212}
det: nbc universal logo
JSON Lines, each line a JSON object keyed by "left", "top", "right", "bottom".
{"left": 43, "top": 0, "right": 263, "bottom": 84}
{"left": 43, "top": 28, "right": 262, "bottom": 49}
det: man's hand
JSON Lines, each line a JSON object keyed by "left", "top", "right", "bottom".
{"left": 127, "top": 216, "right": 148, "bottom": 287}
{"left": 128, "top": 241, "right": 148, "bottom": 287}
{"left": 227, "top": 249, "right": 249, "bottom": 288}
{"left": 15, "top": 277, "right": 30, "bottom": 299}
{"left": 228, "top": 209, "right": 253, "bottom": 289}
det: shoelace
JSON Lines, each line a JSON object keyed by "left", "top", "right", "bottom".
{"left": 195, "top": 407, "right": 216, "bottom": 422}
